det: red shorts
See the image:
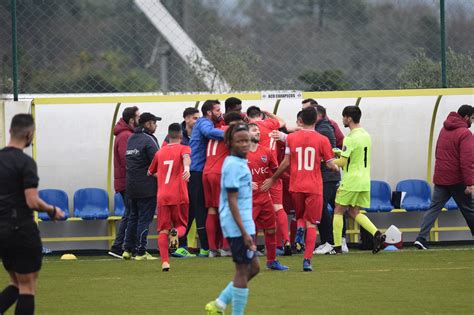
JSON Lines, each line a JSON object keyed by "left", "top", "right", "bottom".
{"left": 157, "top": 204, "right": 189, "bottom": 231}
{"left": 291, "top": 192, "right": 322, "bottom": 224}
{"left": 269, "top": 179, "right": 283, "bottom": 205}
{"left": 252, "top": 198, "right": 276, "bottom": 230}
{"left": 203, "top": 172, "right": 221, "bottom": 208}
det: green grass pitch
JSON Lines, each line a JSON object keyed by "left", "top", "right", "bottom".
{"left": 1, "top": 247, "right": 473, "bottom": 314}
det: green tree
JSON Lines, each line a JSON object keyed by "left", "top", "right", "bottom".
{"left": 188, "top": 36, "right": 262, "bottom": 92}
{"left": 298, "top": 69, "right": 350, "bottom": 91}
{"left": 399, "top": 49, "right": 474, "bottom": 89}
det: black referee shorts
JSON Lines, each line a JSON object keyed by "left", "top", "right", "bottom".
{"left": 0, "top": 220, "right": 43, "bottom": 274}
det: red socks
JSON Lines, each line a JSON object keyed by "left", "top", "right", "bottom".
{"left": 206, "top": 213, "right": 219, "bottom": 250}
{"left": 275, "top": 209, "right": 289, "bottom": 246}
{"left": 297, "top": 218, "right": 305, "bottom": 229}
{"left": 304, "top": 227, "right": 317, "bottom": 260}
{"left": 158, "top": 233, "right": 169, "bottom": 263}
{"left": 264, "top": 231, "right": 277, "bottom": 264}
{"left": 222, "top": 235, "right": 229, "bottom": 249}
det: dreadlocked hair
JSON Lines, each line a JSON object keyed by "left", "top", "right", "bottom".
{"left": 224, "top": 123, "right": 249, "bottom": 149}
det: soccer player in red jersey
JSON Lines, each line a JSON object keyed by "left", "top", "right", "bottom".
{"left": 148, "top": 123, "right": 191, "bottom": 271}
{"left": 203, "top": 112, "right": 244, "bottom": 256}
{"left": 247, "top": 123, "right": 289, "bottom": 271}
{"left": 247, "top": 106, "right": 291, "bottom": 255}
{"left": 262, "top": 107, "right": 338, "bottom": 271}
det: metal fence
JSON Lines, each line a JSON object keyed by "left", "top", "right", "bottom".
{"left": 1, "top": 0, "right": 473, "bottom": 97}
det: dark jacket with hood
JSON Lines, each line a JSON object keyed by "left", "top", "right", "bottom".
{"left": 125, "top": 127, "right": 160, "bottom": 198}
{"left": 113, "top": 118, "right": 134, "bottom": 192}
{"left": 315, "top": 117, "right": 341, "bottom": 183}
{"left": 433, "top": 112, "right": 473, "bottom": 186}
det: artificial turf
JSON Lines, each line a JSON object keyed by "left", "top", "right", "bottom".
{"left": 1, "top": 247, "right": 473, "bottom": 314}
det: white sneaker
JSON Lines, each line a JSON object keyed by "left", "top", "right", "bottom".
{"left": 313, "top": 242, "right": 334, "bottom": 255}
{"left": 341, "top": 237, "right": 349, "bottom": 253}
{"left": 219, "top": 249, "right": 232, "bottom": 257}
{"left": 208, "top": 250, "right": 219, "bottom": 258}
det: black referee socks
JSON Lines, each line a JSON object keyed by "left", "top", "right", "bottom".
{"left": 0, "top": 285, "right": 19, "bottom": 313}
{"left": 15, "top": 294, "right": 34, "bottom": 315}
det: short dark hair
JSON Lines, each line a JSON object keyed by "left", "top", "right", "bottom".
{"left": 183, "top": 107, "right": 199, "bottom": 119}
{"left": 315, "top": 105, "right": 326, "bottom": 117}
{"left": 224, "top": 112, "right": 243, "bottom": 125}
{"left": 302, "top": 98, "right": 318, "bottom": 106}
{"left": 122, "top": 106, "right": 139, "bottom": 123}
{"left": 10, "top": 114, "right": 35, "bottom": 138}
{"left": 342, "top": 106, "right": 361, "bottom": 124}
{"left": 225, "top": 97, "right": 242, "bottom": 112}
{"left": 201, "top": 100, "right": 220, "bottom": 117}
{"left": 246, "top": 106, "right": 262, "bottom": 118}
{"left": 168, "top": 123, "right": 182, "bottom": 139}
{"left": 297, "top": 107, "right": 317, "bottom": 125}
{"left": 457, "top": 104, "right": 473, "bottom": 118}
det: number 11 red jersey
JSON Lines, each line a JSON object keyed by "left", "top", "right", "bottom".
{"left": 286, "top": 129, "right": 334, "bottom": 194}
{"left": 203, "top": 126, "right": 229, "bottom": 175}
{"left": 148, "top": 143, "right": 191, "bottom": 206}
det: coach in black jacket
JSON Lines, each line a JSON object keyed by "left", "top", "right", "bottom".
{"left": 314, "top": 105, "right": 343, "bottom": 254}
{"left": 123, "top": 112, "right": 161, "bottom": 260}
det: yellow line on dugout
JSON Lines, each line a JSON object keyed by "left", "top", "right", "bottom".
{"left": 32, "top": 87, "right": 473, "bottom": 104}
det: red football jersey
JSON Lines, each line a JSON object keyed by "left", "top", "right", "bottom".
{"left": 203, "top": 126, "right": 229, "bottom": 175}
{"left": 255, "top": 118, "right": 280, "bottom": 154}
{"left": 148, "top": 143, "right": 191, "bottom": 206}
{"left": 286, "top": 129, "right": 334, "bottom": 194}
{"left": 247, "top": 144, "right": 278, "bottom": 204}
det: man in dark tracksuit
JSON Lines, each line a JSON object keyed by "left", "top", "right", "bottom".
{"left": 108, "top": 106, "right": 140, "bottom": 258}
{"left": 123, "top": 112, "right": 161, "bottom": 260}
{"left": 313, "top": 105, "right": 344, "bottom": 255}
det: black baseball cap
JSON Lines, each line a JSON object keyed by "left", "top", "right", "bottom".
{"left": 139, "top": 112, "right": 162, "bottom": 125}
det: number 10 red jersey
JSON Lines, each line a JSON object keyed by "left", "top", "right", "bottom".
{"left": 286, "top": 129, "right": 333, "bottom": 194}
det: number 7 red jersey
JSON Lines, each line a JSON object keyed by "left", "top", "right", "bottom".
{"left": 286, "top": 129, "right": 334, "bottom": 194}
{"left": 148, "top": 143, "right": 191, "bottom": 206}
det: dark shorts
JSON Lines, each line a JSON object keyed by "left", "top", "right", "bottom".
{"left": 0, "top": 220, "right": 43, "bottom": 274}
{"left": 227, "top": 235, "right": 256, "bottom": 265}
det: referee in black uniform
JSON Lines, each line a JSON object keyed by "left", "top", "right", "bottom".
{"left": 0, "top": 114, "right": 64, "bottom": 315}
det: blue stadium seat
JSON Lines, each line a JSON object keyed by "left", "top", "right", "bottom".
{"left": 114, "top": 193, "right": 125, "bottom": 216}
{"left": 74, "top": 188, "right": 109, "bottom": 220}
{"left": 395, "top": 179, "right": 431, "bottom": 211}
{"left": 444, "top": 197, "right": 458, "bottom": 210}
{"left": 38, "top": 189, "right": 69, "bottom": 221}
{"left": 366, "top": 180, "right": 393, "bottom": 212}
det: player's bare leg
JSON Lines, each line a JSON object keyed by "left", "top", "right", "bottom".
{"left": 0, "top": 271, "right": 19, "bottom": 314}
{"left": 347, "top": 206, "right": 385, "bottom": 254}
{"left": 13, "top": 272, "right": 38, "bottom": 314}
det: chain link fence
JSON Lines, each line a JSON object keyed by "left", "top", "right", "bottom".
{"left": 1, "top": 0, "right": 473, "bottom": 95}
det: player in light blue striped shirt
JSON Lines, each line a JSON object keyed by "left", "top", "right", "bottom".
{"left": 205, "top": 123, "right": 259, "bottom": 315}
